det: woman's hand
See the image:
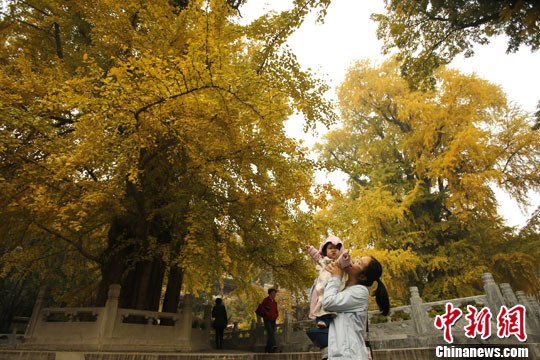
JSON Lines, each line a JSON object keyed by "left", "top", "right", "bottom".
{"left": 326, "top": 261, "right": 343, "bottom": 277}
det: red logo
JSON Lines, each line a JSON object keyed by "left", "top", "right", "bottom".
{"left": 434, "top": 303, "right": 528, "bottom": 343}
{"left": 434, "top": 303, "right": 463, "bottom": 343}
{"left": 464, "top": 305, "right": 492, "bottom": 340}
{"left": 497, "top": 305, "right": 527, "bottom": 341}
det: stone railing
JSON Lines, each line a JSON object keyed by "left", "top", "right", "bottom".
{"left": 352, "top": 273, "right": 540, "bottom": 351}
{"left": 0, "top": 316, "right": 28, "bottom": 347}
{"left": 220, "top": 273, "right": 540, "bottom": 352}
{"left": 21, "top": 285, "right": 212, "bottom": 352}
{"left": 14, "top": 272, "right": 540, "bottom": 353}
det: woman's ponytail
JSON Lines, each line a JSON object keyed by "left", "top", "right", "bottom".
{"left": 374, "top": 279, "right": 390, "bottom": 316}
{"left": 363, "top": 257, "right": 391, "bottom": 316}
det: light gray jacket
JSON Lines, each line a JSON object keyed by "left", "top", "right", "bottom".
{"left": 322, "top": 276, "right": 369, "bottom": 359}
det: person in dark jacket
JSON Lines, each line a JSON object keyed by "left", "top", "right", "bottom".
{"left": 212, "top": 298, "right": 228, "bottom": 349}
{"left": 260, "top": 288, "right": 279, "bottom": 353}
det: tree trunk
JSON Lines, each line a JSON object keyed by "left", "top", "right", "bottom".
{"left": 95, "top": 250, "right": 126, "bottom": 306}
{"left": 95, "top": 216, "right": 134, "bottom": 306}
{"left": 96, "top": 149, "right": 184, "bottom": 310}
{"left": 162, "top": 265, "right": 184, "bottom": 313}
{"left": 96, "top": 214, "right": 166, "bottom": 311}
{"left": 123, "top": 258, "right": 165, "bottom": 310}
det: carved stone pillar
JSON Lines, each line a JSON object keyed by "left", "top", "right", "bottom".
{"left": 25, "top": 286, "right": 49, "bottom": 339}
{"left": 203, "top": 303, "right": 212, "bottom": 338}
{"left": 283, "top": 310, "right": 292, "bottom": 344}
{"left": 499, "top": 283, "right": 518, "bottom": 307}
{"left": 482, "top": 273, "right": 504, "bottom": 316}
{"left": 515, "top": 291, "right": 540, "bottom": 336}
{"left": 527, "top": 295, "right": 540, "bottom": 322}
{"left": 101, "top": 284, "right": 121, "bottom": 339}
{"left": 178, "top": 294, "right": 194, "bottom": 351}
{"left": 410, "top": 286, "right": 429, "bottom": 334}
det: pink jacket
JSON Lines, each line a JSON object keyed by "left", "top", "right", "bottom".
{"left": 306, "top": 235, "right": 349, "bottom": 319}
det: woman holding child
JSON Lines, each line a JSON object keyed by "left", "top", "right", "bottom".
{"left": 321, "top": 250, "right": 390, "bottom": 359}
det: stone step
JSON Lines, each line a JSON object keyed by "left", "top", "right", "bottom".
{"left": 0, "top": 351, "right": 324, "bottom": 360}
{"left": 2, "top": 345, "right": 540, "bottom": 360}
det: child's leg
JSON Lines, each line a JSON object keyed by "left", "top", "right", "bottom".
{"left": 316, "top": 314, "right": 332, "bottom": 328}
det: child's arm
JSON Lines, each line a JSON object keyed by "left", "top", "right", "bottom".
{"left": 337, "top": 249, "right": 351, "bottom": 269}
{"left": 305, "top": 244, "right": 321, "bottom": 261}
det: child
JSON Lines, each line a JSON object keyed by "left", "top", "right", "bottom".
{"left": 305, "top": 235, "right": 347, "bottom": 328}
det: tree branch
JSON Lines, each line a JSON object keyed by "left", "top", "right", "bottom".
{"left": 133, "top": 85, "right": 212, "bottom": 122}
{"left": 20, "top": 0, "right": 53, "bottom": 17}
{"left": 0, "top": 11, "right": 49, "bottom": 33}
{"left": 53, "top": 22, "right": 63, "bottom": 59}
{"left": 34, "top": 223, "right": 102, "bottom": 264}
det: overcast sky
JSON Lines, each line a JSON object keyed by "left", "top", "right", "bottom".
{"left": 241, "top": 1, "right": 540, "bottom": 227}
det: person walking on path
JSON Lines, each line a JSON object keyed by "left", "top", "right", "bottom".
{"left": 259, "top": 288, "right": 279, "bottom": 353}
{"left": 212, "top": 297, "right": 228, "bottom": 349}
{"left": 322, "top": 253, "right": 390, "bottom": 359}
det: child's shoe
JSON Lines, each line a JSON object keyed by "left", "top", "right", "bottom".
{"left": 317, "top": 320, "right": 327, "bottom": 328}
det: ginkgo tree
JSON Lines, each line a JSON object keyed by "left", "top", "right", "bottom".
{"left": 373, "top": 0, "right": 540, "bottom": 87}
{"left": 317, "top": 59, "right": 540, "bottom": 301}
{"left": 0, "top": 0, "right": 334, "bottom": 311}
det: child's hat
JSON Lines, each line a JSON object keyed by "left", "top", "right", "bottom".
{"left": 319, "top": 235, "right": 343, "bottom": 254}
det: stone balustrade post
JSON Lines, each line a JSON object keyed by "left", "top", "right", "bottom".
{"left": 250, "top": 319, "right": 258, "bottom": 346}
{"left": 515, "top": 291, "right": 540, "bottom": 335}
{"left": 232, "top": 321, "right": 239, "bottom": 346}
{"left": 178, "top": 294, "right": 194, "bottom": 350}
{"left": 252, "top": 315, "right": 265, "bottom": 349}
{"left": 100, "top": 284, "right": 121, "bottom": 339}
{"left": 499, "top": 283, "right": 518, "bottom": 307}
{"left": 409, "top": 287, "right": 429, "bottom": 334}
{"left": 25, "top": 286, "right": 48, "bottom": 339}
{"left": 203, "top": 303, "right": 212, "bottom": 337}
{"left": 527, "top": 296, "right": 540, "bottom": 322}
{"left": 283, "top": 310, "right": 292, "bottom": 343}
{"left": 482, "top": 273, "right": 504, "bottom": 316}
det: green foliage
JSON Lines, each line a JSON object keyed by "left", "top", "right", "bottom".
{"left": 0, "top": 270, "right": 40, "bottom": 332}
{"left": 390, "top": 310, "right": 411, "bottom": 322}
{"left": 428, "top": 304, "right": 446, "bottom": 318}
{"left": 373, "top": 0, "right": 540, "bottom": 87}
{"left": 427, "top": 301, "right": 482, "bottom": 318}
{"left": 491, "top": 208, "right": 540, "bottom": 293}
{"left": 371, "top": 314, "right": 389, "bottom": 324}
{"left": 459, "top": 301, "right": 483, "bottom": 313}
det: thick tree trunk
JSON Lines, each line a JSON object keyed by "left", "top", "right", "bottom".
{"left": 120, "top": 258, "right": 165, "bottom": 310}
{"left": 95, "top": 250, "right": 126, "bottom": 306}
{"left": 95, "top": 216, "right": 134, "bottom": 307}
{"left": 96, "top": 207, "right": 182, "bottom": 311}
{"left": 96, "top": 146, "right": 185, "bottom": 310}
{"left": 96, "top": 214, "right": 166, "bottom": 311}
{"left": 162, "top": 265, "right": 184, "bottom": 313}
{"left": 148, "top": 258, "right": 166, "bottom": 310}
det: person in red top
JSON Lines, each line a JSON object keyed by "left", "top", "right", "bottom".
{"left": 260, "top": 288, "right": 279, "bottom": 353}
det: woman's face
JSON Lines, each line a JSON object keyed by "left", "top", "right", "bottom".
{"left": 345, "top": 256, "right": 372, "bottom": 279}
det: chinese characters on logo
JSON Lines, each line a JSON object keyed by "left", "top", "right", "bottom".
{"left": 434, "top": 303, "right": 527, "bottom": 343}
